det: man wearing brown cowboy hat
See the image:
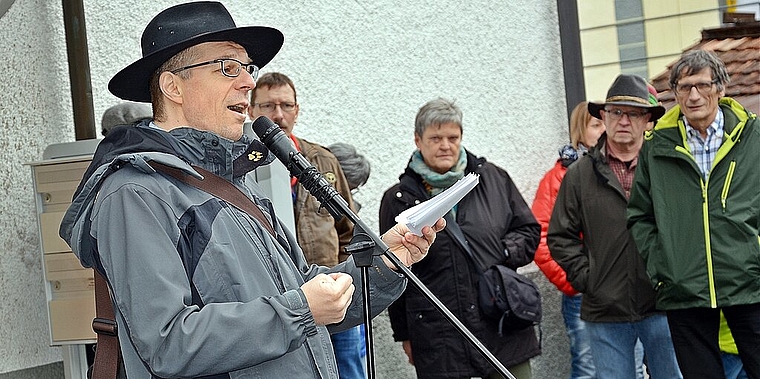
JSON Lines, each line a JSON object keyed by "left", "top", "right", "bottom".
{"left": 548, "top": 74, "right": 683, "bottom": 379}
{"left": 628, "top": 50, "right": 760, "bottom": 379}
{"left": 58, "top": 2, "right": 444, "bottom": 378}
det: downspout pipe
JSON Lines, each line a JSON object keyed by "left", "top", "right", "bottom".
{"left": 62, "top": 0, "right": 96, "bottom": 141}
{"left": 557, "top": 0, "right": 586, "bottom": 121}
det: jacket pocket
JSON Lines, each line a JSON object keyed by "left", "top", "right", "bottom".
{"left": 406, "top": 302, "right": 445, "bottom": 350}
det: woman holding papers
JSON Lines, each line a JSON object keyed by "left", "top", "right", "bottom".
{"left": 379, "top": 97, "right": 541, "bottom": 379}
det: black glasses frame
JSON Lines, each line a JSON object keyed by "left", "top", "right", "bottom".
{"left": 253, "top": 102, "right": 298, "bottom": 113}
{"left": 603, "top": 108, "right": 649, "bottom": 122}
{"left": 171, "top": 58, "right": 259, "bottom": 79}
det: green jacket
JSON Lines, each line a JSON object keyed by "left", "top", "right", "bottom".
{"left": 627, "top": 98, "right": 760, "bottom": 310}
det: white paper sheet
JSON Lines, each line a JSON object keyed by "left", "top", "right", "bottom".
{"left": 395, "top": 173, "right": 480, "bottom": 235}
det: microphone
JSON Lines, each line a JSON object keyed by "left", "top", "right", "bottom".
{"left": 251, "top": 116, "right": 348, "bottom": 220}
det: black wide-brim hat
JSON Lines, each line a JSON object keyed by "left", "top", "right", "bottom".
{"left": 109, "top": 1, "right": 283, "bottom": 102}
{"left": 588, "top": 74, "right": 666, "bottom": 122}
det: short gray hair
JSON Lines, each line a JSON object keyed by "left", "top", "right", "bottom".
{"left": 149, "top": 45, "right": 201, "bottom": 122}
{"left": 414, "top": 97, "right": 463, "bottom": 137}
{"left": 101, "top": 102, "right": 153, "bottom": 136}
{"left": 669, "top": 50, "right": 730, "bottom": 92}
{"left": 328, "top": 142, "right": 370, "bottom": 190}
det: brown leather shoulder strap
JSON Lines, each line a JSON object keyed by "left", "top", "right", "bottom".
{"left": 91, "top": 270, "right": 120, "bottom": 379}
{"left": 150, "top": 162, "right": 277, "bottom": 238}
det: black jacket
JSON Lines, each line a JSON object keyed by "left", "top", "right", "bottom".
{"left": 548, "top": 134, "right": 660, "bottom": 322}
{"left": 379, "top": 150, "right": 541, "bottom": 378}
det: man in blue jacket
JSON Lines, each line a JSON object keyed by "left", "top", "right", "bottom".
{"left": 628, "top": 49, "right": 760, "bottom": 379}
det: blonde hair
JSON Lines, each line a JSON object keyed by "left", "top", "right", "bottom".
{"left": 569, "top": 101, "right": 593, "bottom": 149}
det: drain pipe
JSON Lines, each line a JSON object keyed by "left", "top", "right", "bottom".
{"left": 62, "top": 0, "right": 96, "bottom": 141}
{"left": 557, "top": 0, "right": 585, "bottom": 121}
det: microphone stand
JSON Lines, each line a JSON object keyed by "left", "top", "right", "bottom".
{"left": 293, "top": 162, "right": 515, "bottom": 379}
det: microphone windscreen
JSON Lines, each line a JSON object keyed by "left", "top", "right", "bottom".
{"left": 251, "top": 116, "right": 296, "bottom": 166}
{"left": 251, "top": 116, "right": 280, "bottom": 144}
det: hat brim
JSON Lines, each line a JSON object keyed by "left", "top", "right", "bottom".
{"left": 109, "top": 26, "right": 283, "bottom": 102}
{"left": 588, "top": 101, "right": 665, "bottom": 122}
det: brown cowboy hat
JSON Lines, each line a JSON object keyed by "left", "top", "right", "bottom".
{"left": 108, "top": 1, "right": 283, "bottom": 102}
{"left": 588, "top": 74, "right": 665, "bottom": 121}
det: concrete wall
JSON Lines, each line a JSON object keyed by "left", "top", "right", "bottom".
{"left": 0, "top": 0, "right": 568, "bottom": 377}
{"left": 0, "top": 0, "right": 73, "bottom": 373}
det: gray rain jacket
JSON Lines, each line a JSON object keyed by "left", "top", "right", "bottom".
{"left": 59, "top": 122, "right": 405, "bottom": 378}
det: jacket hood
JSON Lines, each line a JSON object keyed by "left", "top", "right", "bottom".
{"left": 61, "top": 121, "right": 275, "bottom": 269}
{"left": 76, "top": 121, "right": 274, "bottom": 198}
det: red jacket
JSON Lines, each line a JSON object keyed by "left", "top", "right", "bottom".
{"left": 532, "top": 160, "right": 578, "bottom": 296}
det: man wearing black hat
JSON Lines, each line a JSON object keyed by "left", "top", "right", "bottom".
{"left": 548, "top": 74, "right": 682, "bottom": 379}
{"left": 628, "top": 50, "right": 760, "bottom": 379}
{"left": 58, "top": 2, "right": 443, "bottom": 378}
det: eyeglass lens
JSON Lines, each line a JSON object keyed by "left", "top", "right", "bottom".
{"left": 220, "top": 59, "right": 258, "bottom": 80}
{"left": 605, "top": 109, "right": 647, "bottom": 121}
{"left": 256, "top": 103, "right": 297, "bottom": 113}
{"left": 172, "top": 59, "right": 258, "bottom": 80}
{"left": 676, "top": 81, "right": 714, "bottom": 95}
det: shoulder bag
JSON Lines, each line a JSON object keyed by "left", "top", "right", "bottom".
{"left": 443, "top": 213, "right": 542, "bottom": 335}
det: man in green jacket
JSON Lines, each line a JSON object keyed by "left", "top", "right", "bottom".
{"left": 628, "top": 49, "right": 760, "bottom": 379}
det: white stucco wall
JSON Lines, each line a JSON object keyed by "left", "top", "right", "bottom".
{"left": 0, "top": 0, "right": 567, "bottom": 375}
{"left": 0, "top": 0, "right": 75, "bottom": 372}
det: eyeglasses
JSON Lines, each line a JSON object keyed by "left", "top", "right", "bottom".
{"left": 254, "top": 102, "right": 297, "bottom": 113}
{"left": 171, "top": 58, "right": 259, "bottom": 80}
{"left": 674, "top": 80, "right": 717, "bottom": 96}
{"left": 604, "top": 108, "right": 649, "bottom": 122}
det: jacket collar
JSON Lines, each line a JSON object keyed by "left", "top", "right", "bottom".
{"left": 654, "top": 98, "right": 753, "bottom": 135}
{"left": 97, "top": 121, "right": 272, "bottom": 177}
{"left": 584, "top": 134, "right": 627, "bottom": 197}
{"left": 647, "top": 98, "right": 756, "bottom": 151}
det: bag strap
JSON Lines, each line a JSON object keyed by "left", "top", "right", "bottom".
{"left": 150, "top": 162, "right": 277, "bottom": 238}
{"left": 91, "top": 269, "right": 120, "bottom": 379}
{"left": 88, "top": 161, "right": 276, "bottom": 379}
{"left": 443, "top": 212, "right": 485, "bottom": 272}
